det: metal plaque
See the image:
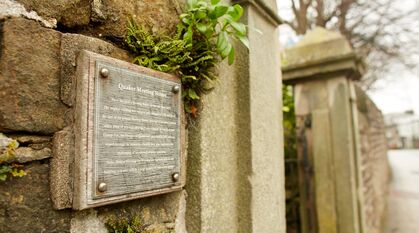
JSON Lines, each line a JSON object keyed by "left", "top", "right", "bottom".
{"left": 73, "top": 51, "right": 185, "bottom": 210}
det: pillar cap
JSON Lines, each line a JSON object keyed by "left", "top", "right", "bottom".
{"left": 282, "top": 27, "right": 365, "bottom": 84}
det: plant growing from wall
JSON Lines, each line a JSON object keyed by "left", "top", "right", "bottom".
{"left": 0, "top": 138, "right": 26, "bottom": 181}
{"left": 105, "top": 215, "right": 157, "bottom": 233}
{"left": 125, "top": 0, "right": 249, "bottom": 117}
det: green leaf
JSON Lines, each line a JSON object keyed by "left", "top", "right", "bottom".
{"left": 220, "top": 42, "right": 232, "bottom": 59}
{"left": 0, "top": 174, "right": 6, "bottom": 181}
{"left": 217, "top": 31, "right": 228, "bottom": 53}
{"left": 195, "top": 11, "right": 207, "bottom": 19}
{"left": 183, "top": 26, "right": 193, "bottom": 43}
{"left": 228, "top": 46, "right": 235, "bottom": 65}
{"left": 230, "top": 21, "right": 246, "bottom": 36}
{"left": 197, "top": 1, "right": 208, "bottom": 9}
{"left": 187, "top": 0, "right": 198, "bottom": 9}
{"left": 236, "top": 34, "right": 249, "bottom": 49}
{"left": 212, "top": 5, "right": 228, "bottom": 19}
{"left": 204, "top": 27, "right": 215, "bottom": 38}
{"left": 0, "top": 165, "right": 11, "bottom": 174}
{"left": 229, "top": 4, "right": 244, "bottom": 21}
{"left": 182, "top": 16, "right": 192, "bottom": 25}
{"left": 211, "top": 0, "right": 221, "bottom": 5}
{"left": 196, "top": 23, "right": 208, "bottom": 34}
{"left": 188, "top": 89, "right": 200, "bottom": 100}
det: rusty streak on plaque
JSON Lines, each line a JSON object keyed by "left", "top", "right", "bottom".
{"left": 73, "top": 50, "right": 185, "bottom": 210}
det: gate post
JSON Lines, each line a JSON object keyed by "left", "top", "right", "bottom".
{"left": 282, "top": 28, "right": 365, "bottom": 233}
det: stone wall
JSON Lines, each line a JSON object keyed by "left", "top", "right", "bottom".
{"left": 356, "top": 86, "right": 390, "bottom": 233}
{"left": 0, "top": 0, "right": 286, "bottom": 233}
{"left": 0, "top": 1, "right": 186, "bottom": 232}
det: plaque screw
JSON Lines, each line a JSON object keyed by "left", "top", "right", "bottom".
{"left": 100, "top": 68, "right": 110, "bottom": 78}
{"left": 98, "top": 182, "right": 107, "bottom": 192}
{"left": 172, "top": 85, "right": 180, "bottom": 94}
{"left": 172, "top": 172, "right": 180, "bottom": 182}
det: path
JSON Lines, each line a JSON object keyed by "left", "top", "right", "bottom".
{"left": 384, "top": 150, "right": 419, "bottom": 233}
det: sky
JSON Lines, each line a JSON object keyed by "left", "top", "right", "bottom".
{"left": 276, "top": 0, "right": 419, "bottom": 115}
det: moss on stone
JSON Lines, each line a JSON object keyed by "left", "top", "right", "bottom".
{"left": 105, "top": 214, "right": 162, "bottom": 233}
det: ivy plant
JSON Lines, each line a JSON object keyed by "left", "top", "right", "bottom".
{"left": 125, "top": 0, "right": 249, "bottom": 117}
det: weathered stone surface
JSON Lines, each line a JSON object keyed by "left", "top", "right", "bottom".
{"left": 0, "top": 18, "right": 69, "bottom": 134}
{"left": 186, "top": 1, "right": 285, "bottom": 232}
{"left": 69, "top": 191, "right": 186, "bottom": 232}
{"left": 9, "top": 134, "right": 51, "bottom": 144}
{"left": 89, "top": 0, "right": 184, "bottom": 38}
{"left": 0, "top": 162, "right": 72, "bottom": 233}
{"left": 174, "top": 190, "right": 187, "bottom": 233}
{"left": 0, "top": 133, "right": 15, "bottom": 153}
{"left": 95, "top": 191, "right": 185, "bottom": 233}
{"left": 0, "top": 133, "right": 19, "bottom": 164}
{"left": 14, "top": 147, "right": 52, "bottom": 163}
{"left": 60, "top": 33, "right": 132, "bottom": 106}
{"left": 282, "top": 27, "right": 365, "bottom": 83}
{"left": 282, "top": 27, "right": 353, "bottom": 68}
{"left": 12, "top": 0, "right": 184, "bottom": 36}
{"left": 1, "top": 133, "right": 52, "bottom": 163}
{"left": 71, "top": 209, "right": 108, "bottom": 233}
{"left": 15, "top": 0, "right": 90, "bottom": 28}
{"left": 355, "top": 85, "right": 389, "bottom": 233}
{"left": 0, "top": 0, "right": 57, "bottom": 28}
{"left": 50, "top": 127, "right": 74, "bottom": 209}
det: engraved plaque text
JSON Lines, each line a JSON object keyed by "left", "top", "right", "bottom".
{"left": 73, "top": 51, "right": 184, "bottom": 210}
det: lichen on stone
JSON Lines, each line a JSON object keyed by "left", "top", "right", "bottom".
{"left": 0, "top": 0, "right": 57, "bottom": 28}
{"left": 0, "top": 133, "right": 26, "bottom": 181}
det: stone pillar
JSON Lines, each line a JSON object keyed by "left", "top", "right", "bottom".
{"left": 186, "top": 0, "right": 286, "bottom": 232}
{"left": 282, "top": 28, "right": 365, "bottom": 233}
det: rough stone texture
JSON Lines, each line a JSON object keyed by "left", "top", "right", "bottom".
{"left": 92, "top": 191, "right": 186, "bottom": 233}
{"left": 14, "top": 147, "right": 52, "bottom": 163}
{"left": 71, "top": 209, "right": 108, "bottom": 233}
{"left": 15, "top": 0, "right": 90, "bottom": 28}
{"left": 186, "top": 59, "right": 242, "bottom": 233}
{"left": 60, "top": 33, "right": 132, "bottom": 107}
{"left": 13, "top": 0, "right": 185, "bottom": 37}
{"left": 0, "top": 1, "right": 190, "bottom": 233}
{"left": 174, "top": 190, "right": 187, "bottom": 233}
{"left": 1, "top": 133, "right": 52, "bottom": 163}
{"left": 10, "top": 134, "right": 51, "bottom": 144}
{"left": 0, "top": 0, "right": 57, "bottom": 28}
{"left": 356, "top": 85, "right": 390, "bottom": 233}
{"left": 0, "top": 18, "right": 69, "bottom": 134}
{"left": 89, "top": 0, "right": 184, "bottom": 38}
{"left": 0, "top": 161, "right": 72, "bottom": 233}
{"left": 50, "top": 127, "right": 74, "bottom": 209}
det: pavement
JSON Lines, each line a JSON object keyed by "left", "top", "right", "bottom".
{"left": 384, "top": 150, "right": 419, "bottom": 233}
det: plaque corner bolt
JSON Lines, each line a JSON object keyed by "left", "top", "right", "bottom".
{"left": 98, "top": 182, "right": 108, "bottom": 192}
{"left": 172, "top": 172, "right": 180, "bottom": 182}
{"left": 172, "top": 85, "right": 180, "bottom": 94}
{"left": 100, "top": 68, "right": 110, "bottom": 78}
